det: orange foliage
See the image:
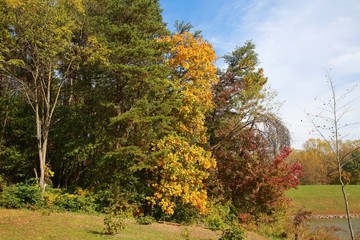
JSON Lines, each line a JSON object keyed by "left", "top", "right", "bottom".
{"left": 149, "top": 32, "right": 218, "bottom": 215}
{"left": 161, "top": 32, "right": 218, "bottom": 143}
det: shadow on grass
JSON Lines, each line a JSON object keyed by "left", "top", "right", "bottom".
{"left": 87, "top": 229, "right": 106, "bottom": 236}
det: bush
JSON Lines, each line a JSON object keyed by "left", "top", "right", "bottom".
{"left": 256, "top": 209, "right": 290, "bottom": 239}
{"left": 43, "top": 188, "right": 97, "bottom": 213}
{"left": 0, "top": 174, "right": 7, "bottom": 192}
{"left": 55, "top": 193, "right": 94, "bottom": 212}
{"left": 103, "top": 212, "right": 126, "bottom": 235}
{"left": 180, "top": 227, "right": 191, "bottom": 240}
{"left": 103, "top": 205, "right": 126, "bottom": 235}
{"left": 0, "top": 183, "right": 99, "bottom": 213}
{"left": 220, "top": 225, "right": 245, "bottom": 240}
{"left": 171, "top": 203, "right": 200, "bottom": 224}
{"left": 0, "top": 181, "right": 41, "bottom": 209}
{"left": 136, "top": 214, "right": 156, "bottom": 225}
{"left": 203, "top": 200, "right": 234, "bottom": 230}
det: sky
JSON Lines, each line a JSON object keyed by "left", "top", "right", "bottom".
{"left": 159, "top": 0, "right": 360, "bottom": 149}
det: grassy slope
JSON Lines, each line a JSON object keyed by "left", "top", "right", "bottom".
{"left": 286, "top": 185, "right": 360, "bottom": 215}
{"left": 6, "top": 185, "right": 357, "bottom": 239}
{"left": 0, "top": 209, "right": 220, "bottom": 240}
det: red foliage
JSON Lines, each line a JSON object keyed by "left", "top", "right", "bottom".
{"left": 212, "top": 135, "right": 303, "bottom": 215}
{"left": 245, "top": 147, "right": 303, "bottom": 213}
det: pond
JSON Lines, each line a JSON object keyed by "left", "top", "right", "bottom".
{"left": 310, "top": 218, "right": 360, "bottom": 239}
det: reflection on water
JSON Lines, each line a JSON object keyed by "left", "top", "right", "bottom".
{"left": 310, "top": 218, "right": 360, "bottom": 239}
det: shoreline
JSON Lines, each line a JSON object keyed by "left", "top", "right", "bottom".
{"left": 311, "top": 214, "right": 360, "bottom": 219}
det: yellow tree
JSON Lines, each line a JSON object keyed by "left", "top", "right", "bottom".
{"left": 289, "top": 139, "right": 336, "bottom": 184}
{"left": 150, "top": 134, "right": 215, "bottom": 215}
{"left": 167, "top": 32, "right": 218, "bottom": 143}
{"left": 149, "top": 32, "right": 218, "bottom": 215}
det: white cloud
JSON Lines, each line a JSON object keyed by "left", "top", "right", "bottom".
{"left": 161, "top": 0, "right": 360, "bottom": 148}
{"left": 328, "top": 50, "right": 360, "bottom": 74}
{"left": 210, "top": 0, "right": 360, "bottom": 148}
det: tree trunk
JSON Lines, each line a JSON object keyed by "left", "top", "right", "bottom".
{"left": 36, "top": 93, "right": 47, "bottom": 196}
{"left": 331, "top": 78, "right": 355, "bottom": 240}
{"left": 338, "top": 163, "right": 355, "bottom": 240}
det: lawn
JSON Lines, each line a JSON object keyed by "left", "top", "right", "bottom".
{"left": 286, "top": 185, "right": 360, "bottom": 215}
{"left": 7, "top": 185, "right": 358, "bottom": 239}
{"left": 0, "top": 209, "right": 272, "bottom": 240}
{"left": 0, "top": 209, "right": 220, "bottom": 240}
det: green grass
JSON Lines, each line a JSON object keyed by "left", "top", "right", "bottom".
{"left": 286, "top": 185, "right": 360, "bottom": 215}
{"left": 0, "top": 209, "right": 220, "bottom": 240}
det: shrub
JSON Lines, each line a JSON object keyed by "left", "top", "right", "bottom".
{"left": 56, "top": 193, "right": 96, "bottom": 212}
{"left": 0, "top": 181, "right": 40, "bottom": 209}
{"left": 171, "top": 203, "right": 200, "bottom": 224}
{"left": 0, "top": 174, "right": 7, "bottom": 192}
{"left": 256, "top": 209, "right": 292, "bottom": 239}
{"left": 220, "top": 225, "right": 245, "bottom": 240}
{"left": 180, "top": 227, "right": 191, "bottom": 240}
{"left": 103, "top": 205, "right": 126, "bottom": 235}
{"left": 203, "top": 200, "right": 234, "bottom": 230}
{"left": 55, "top": 193, "right": 88, "bottom": 212}
{"left": 103, "top": 212, "right": 126, "bottom": 235}
{"left": 42, "top": 187, "right": 97, "bottom": 213}
{"left": 136, "top": 215, "right": 156, "bottom": 225}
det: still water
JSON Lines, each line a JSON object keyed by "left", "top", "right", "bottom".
{"left": 310, "top": 218, "right": 360, "bottom": 239}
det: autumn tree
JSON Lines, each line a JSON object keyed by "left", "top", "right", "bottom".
{"left": 148, "top": 31, "right": 218, "bottom": 215}
{"left": 306, "top": 72, "right": 359, "bottom": 239}
{"left": 207, "top": 41, "right": 301, "bottom": 216}
{"left": 288, "top": 139, "right": 337, "bottom": 184}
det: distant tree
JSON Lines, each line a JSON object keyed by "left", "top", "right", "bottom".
{"left": 306, "top": 71, "right": 359, "bottom": 240}
{"left": 288, "top": 139, "right": 337, "bottom": 184}
{"left": 340, "top": 140, "right": 360, "bottom": 184}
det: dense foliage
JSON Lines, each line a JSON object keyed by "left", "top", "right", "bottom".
{"left": 0, "top": 0, "right": 303, "bottom": 233}
{"left": 289, "top": 139, "right": 360, "bottom": 184}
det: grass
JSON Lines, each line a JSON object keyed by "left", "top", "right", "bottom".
{"left": 286, "top": 185, "right": 360, "bottom": 215}
{"left": 0, "top": 209, "right": 220, "bottom": 240}
{"left": 7, "top": 185, "right": 358, "bottom": 239}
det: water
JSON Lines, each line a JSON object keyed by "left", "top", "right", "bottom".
{"left": 310, "top": 218, "right": 360, "bottom": 239}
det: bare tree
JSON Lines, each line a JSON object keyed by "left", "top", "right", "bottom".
{"left": 306, "top": 70, "right": 359, "bottom": 240}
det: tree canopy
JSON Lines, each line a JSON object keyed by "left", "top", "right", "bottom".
{"left": 0, "top": 0, "right": 302, "bottom": 221}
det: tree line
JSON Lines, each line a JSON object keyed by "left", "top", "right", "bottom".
{"left": 0, "top": 0, "right": 301, "bottom": 221}
{"left": 289, "top": 139, "right": 360, "bottom": 185}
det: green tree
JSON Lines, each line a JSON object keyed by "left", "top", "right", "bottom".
{"left": 60, "top": 0, "right": 173, "bottom": 202}
{"left": 0, "top": 0, "right": 83, "bottom": 194}
{"left": 0, "top": 80, "right": 36, "bottom": 183}
{"left": 342, "top": 140, "right": 360, "bottom": 184}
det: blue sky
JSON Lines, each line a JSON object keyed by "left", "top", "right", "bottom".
{"left": 160, "top": 0, "right": 360, "bottom": 148}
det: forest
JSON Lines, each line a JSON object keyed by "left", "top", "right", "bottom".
{"left": 0, "top": 0, "right": 359, "bottom": 239}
